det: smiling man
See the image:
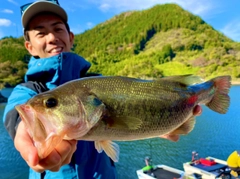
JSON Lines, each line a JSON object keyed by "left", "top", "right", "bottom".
{"left": 24, "top": 13, "right": 74, "bottom": 58}
{"left": 3, "top": 0, "right": 117, "bottom": 178}
{"left": 3, "top": 0, "right": 202, "bottom": 179}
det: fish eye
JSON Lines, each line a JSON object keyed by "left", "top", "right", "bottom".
{"left": 45, "top": 98, "right": 58, "bottom": 108}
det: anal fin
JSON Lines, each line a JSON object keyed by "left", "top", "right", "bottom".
{"left": 160, "top": 117, "right": 196, "bottom": 142}
{"left": 160, "top": 134, "right": 179, "bottom": 142}
{"left": 172, "top": 117, "right": 196, "bottom": 135}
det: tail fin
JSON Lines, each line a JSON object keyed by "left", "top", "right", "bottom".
{"left": 206, "top": 76, "right": 231, "bottom": 114}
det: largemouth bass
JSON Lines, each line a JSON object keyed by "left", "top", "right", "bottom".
{"left": 15, "top": 75, "right": 231, "bottom": 162}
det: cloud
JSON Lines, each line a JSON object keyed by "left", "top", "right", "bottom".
{"left": 87, "top": 22, "right": 94, "bottom": 28}
{"left": 1, "top": 9, "right": 13, "bottom": 14}
{"left": 90, "top": 0, "right": 214, "bottom": 17}
{"left": 71, "top": 25, "right": 84, "bottom": 35}
{"left": 0, "top": 19, "right": 11, "bottom": 27}
{"left": 99, "top": 3, "right": 111, "bottom": 12}
{"left": 70, "top": 22, "right": 95, "bottom": 35}
{"left": 8, "top": 0, "right": 18, "bottom": 6}
{"left": 221, "top": 20, "right": 240, "bottom": 42}
{"left": 176, "top": 0, "right": 212, "bottom": 16}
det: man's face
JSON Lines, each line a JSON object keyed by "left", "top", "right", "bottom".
{"left": 25, "top": 13, "right": 74, "bottom": 58}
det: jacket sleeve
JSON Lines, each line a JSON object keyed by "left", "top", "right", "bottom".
{"left": 3, "top": 84, "right": 37, "bottom": 139}
{"left": 3, "top": 82, "right": 47, "bottom": 140}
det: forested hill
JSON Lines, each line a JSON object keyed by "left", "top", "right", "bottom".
{"left": 0, "top": 3, "right": 240, "bottom": 88}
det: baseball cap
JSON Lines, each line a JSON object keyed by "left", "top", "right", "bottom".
{"left": 21, "top": 0, "right": 68, "bottom": 29}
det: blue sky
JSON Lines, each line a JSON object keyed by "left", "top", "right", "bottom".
{"left": 0, "top": 0, "right": 240, "bottom": 42}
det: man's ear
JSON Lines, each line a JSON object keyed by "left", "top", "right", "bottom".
{"left": 69, "top": 32, "right": 74, "bottom": 47}
{"left": 25, "top": 41, "right": 37, "bottom": 56}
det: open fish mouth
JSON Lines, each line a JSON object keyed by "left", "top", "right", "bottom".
{"left": 15, "top": 104, "right": 64, "bottom": 158}
{"left": 15, "top": 104, "right": 48, "bottom": 141}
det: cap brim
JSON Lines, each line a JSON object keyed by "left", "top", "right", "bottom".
{"left": 22, "top": 1, "right": 68, "bottom": 29}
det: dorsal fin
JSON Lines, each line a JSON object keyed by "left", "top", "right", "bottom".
{"left": 160, "top": 75, "right": 204, "bottom": 86}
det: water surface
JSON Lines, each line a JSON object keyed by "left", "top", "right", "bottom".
{"left": 0, "top": 86, "right": 239, "bottom": 179}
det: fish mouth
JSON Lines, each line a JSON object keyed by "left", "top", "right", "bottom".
{"left": 15, "top": 104, "right": 47, "bottom": 140}
{"left": 16, "top": 104, "right": 61, "bottom": 158}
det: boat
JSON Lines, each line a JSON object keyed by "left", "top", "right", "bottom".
{"left": 136, "top": 152, "right": 233, "bottom": 179}
{"left": 183, "top": 156, "right": 232, "bottom": 179}
{"left": 136, "top": 164, "right": 185, "bottom": 179}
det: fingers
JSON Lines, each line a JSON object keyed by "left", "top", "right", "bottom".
{"left": 56, "top": 139, "right": 77, "bottom": 165}
{"left": 14, "top": 121, "right": 39, "bottom": 166}
{"left": 38, "top": 139, "right": 77, "bottom": 172}
{"left": 38, "top": 149, "right": 62, "bottom": 172}
{"left": 193, "top": 105, "right": 202, "bottom": 116}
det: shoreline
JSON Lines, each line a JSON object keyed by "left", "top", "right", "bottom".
{"left": 231, "top": 80, "right": 240, "bottom": 86}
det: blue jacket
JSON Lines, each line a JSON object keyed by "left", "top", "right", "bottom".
{"left": 3, "top": 52, "right": 117, "bottom": 179}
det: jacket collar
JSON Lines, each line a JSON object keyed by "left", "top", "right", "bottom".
{"left": 25, "top": 52, "right": 91, "bottom": 89}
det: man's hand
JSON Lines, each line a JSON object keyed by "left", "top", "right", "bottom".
{"left": 14, "top": 121, "right": 77, "bottom": 173}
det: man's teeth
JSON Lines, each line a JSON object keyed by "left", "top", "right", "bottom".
{"left": 50, "top": 48, "right": 62, "bottom": 53}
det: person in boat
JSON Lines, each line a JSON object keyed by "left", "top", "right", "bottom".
{"left": 142, "top": 156, "right": 154, "bottom": 171}
{"left": 142, "top": 156, "right": 156, "bottom": 177}
{"left": 191, "top": 151, "right": 200, "bottom": 165}
{"left": 227, "top": 150, "right": 240, "bottom": 178}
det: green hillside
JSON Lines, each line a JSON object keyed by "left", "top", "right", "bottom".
{"left": 0, "top": 3, "right": 240, "bottom": 88}
{"left": 0, "top": 37, "right": 28, "bottom": 88}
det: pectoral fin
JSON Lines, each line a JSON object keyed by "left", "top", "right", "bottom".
{"left": 103, "top": 116, "right": 142, "bottom": 130}
{"left": 94, "top": 140, "right": 120, "bottom": 162}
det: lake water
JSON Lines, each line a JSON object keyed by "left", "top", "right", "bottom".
{"left": 0, "top": 88, "right": 13, "bottom": 98}
{"left": 0, "top": 86, "right": 240, "bottom": 179}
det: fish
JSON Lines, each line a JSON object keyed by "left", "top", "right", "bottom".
{"left": 15, "top": 75, "right": 231, "bottom": 162}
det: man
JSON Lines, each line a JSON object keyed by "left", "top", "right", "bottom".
{"left": 3, "top": 0, "right": 202, "bottom": 178}
{"left": 3, "top": 0, "right": 116, "bottom": 178}
{"left": 142, "top": 156, "right": 155, "bottom": 177}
